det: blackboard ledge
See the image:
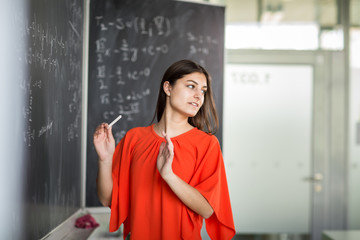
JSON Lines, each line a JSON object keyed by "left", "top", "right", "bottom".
{"left": 176, "top": 0, "right": 225, "bottom": 7}
{"left": 41, "top": 207, "right": 122, "bottom": 240}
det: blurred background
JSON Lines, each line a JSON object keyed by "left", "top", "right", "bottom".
{"left": 193, "top": 0, "right": 359, "bottom": 239}
{"left": 1, "top": 0, "right": 358, "bottom": 239}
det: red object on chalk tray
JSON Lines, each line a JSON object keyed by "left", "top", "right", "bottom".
{"left": 75, "top": 214, "right": 99, "bottom": 229}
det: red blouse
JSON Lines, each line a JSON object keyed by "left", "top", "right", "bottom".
{"left": 109, "top": 125, "right": 235, "bottom": 239}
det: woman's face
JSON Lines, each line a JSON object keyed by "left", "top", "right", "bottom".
{"left": 165, "top": 72, "right": 207, "bottom": 118}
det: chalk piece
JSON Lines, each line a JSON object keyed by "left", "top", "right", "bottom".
{"left": 108, "top": 114, "right": 122, "bottom": 128}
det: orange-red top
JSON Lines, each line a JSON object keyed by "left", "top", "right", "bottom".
{"left": 109, "top": 125, "right": 235, "bottom": 240}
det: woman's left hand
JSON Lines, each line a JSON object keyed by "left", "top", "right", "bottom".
{"left": 157, "top": 131, "right": 175, "bottom": 180}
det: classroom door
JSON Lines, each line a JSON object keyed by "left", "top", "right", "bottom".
{"left": 224, "top": 63, "right": 313, "bottom": 236}
{"left": 223, "top": 50, "right": 341, "bottom": 240}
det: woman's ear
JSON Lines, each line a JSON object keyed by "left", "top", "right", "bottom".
{"left": 163, "top": 81, "right": 171, "bottom": 96}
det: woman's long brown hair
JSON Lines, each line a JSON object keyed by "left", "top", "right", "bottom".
{"left": 152, "top": 59, "right": 219, "bottom": 135}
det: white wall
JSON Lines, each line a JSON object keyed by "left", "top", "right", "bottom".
{"left": 0, "top": 0, "right": 28, "bottom": 239}
{"left": 348, "top": 67, "right": 360, "bottom": 229}
{"left": 347, "top": 29, "right": 360, "bottom": 229}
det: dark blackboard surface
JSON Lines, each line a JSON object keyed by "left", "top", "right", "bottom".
{"left": 16, "top": 0, "right": 84, "bottom": 238}
{"left": 87, "top": 0, "right": 225, "bottom": 206}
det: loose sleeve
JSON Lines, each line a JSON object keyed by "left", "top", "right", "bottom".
{"left": 109, "top": 133, "right": 132, "bottom": 237}
{"left": 184, "top": 136, "right": 236, "bottom": 239}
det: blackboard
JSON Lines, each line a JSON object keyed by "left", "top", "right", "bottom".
{"left": 10, "top": 0, "right": 84, "bottom": 238}
{"left": 87, "top": 0, "right": 225, "bottom": 206}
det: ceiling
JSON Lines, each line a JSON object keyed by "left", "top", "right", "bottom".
{"left": 190, "top": 0, "right": 360, "bottom": 27}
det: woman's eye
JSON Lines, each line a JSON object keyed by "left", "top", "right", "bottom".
{"left": 201, "top": 90, "right": 207, "bottom": 95}
{"left": 187, "top": 85, "right": 195, "bottom": 89}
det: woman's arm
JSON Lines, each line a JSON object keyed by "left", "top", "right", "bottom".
{"left": 93, "top": 123, "right": 115, "bottom": 206}
{"left": 157, "top": 132, "right": 214, "bottom": 219}
{"left": 164, "top": 172, "right": 214, "bottom": 219}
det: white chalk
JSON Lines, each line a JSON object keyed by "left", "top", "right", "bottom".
{"left": 108, "top": 114, "right": 122, "bottom": 128}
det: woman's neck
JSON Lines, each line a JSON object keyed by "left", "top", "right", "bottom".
{"left": 154, "top": 110, "right": 193, "bottom": 138}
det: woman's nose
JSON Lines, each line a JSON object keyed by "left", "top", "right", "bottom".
{"left": 194, "top": 89, "right": 201, "bottom": 99}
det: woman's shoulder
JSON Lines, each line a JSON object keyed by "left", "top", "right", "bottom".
{"left": 180, "top": 129, "right": 222, "bottom": 157}
{"left": 186, "top": 128, "right": 219, "bottom": 145}
{"left": 117, "top": 126, "right": 152, "bottom": 147}
{"left": 125, "top": 125, "right": 152, "bottom": 137}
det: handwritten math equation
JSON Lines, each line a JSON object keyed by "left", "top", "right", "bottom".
{"left": 18, "top": 2, "right": 83, "bottom": 147}
{"left": 95, "top": 16, "right": 171, "bottom": 38}
{"left": 93, "top": 13, "right": 220, "bottom": 125}
{"left": 93, "top": 15, "right": 171, "bottom": 122}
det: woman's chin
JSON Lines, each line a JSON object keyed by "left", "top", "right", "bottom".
{"left": 188, "top": 111, "right": 199, "bottom": 118}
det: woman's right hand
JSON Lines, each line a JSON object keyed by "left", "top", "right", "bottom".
{"left": 93, "top": 123, "right": 115, "bottom": 163}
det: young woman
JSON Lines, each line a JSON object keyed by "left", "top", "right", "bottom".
{"left": 94, "top": 60, "right": 235, "bottom": 239}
